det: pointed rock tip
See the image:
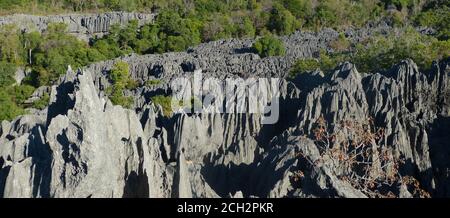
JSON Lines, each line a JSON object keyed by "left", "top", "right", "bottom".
{"left": 331, "top": 62, "right": 360, "bottom": 81}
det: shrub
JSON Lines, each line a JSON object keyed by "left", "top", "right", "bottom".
{"left": 289, "top": 59, "right": 320, "bottom": 77}
{"left": 32, "top": 93, "right": 50, "bottom": 110}
{"left": 201, "top": 14, "right": 236, "bottom": 42}
{"left": 353, "top": 27, "right": 450, "bottom": 72}
{"left": 253, "top": 35, "right": 286, "bottom": 58}
{"left": 295, "top": 116, "right": 430, "bottom": 198}
{"left": 0, "top": 89, "right": 25, "bottom": 121}
{"left": 151, "top": 95, "right": 202, "bottom": 117}
{"left": 414, "top": 6, "right": 450, "bottom": 40}
{"left": 32, "top": 23, "right": 104, "bottom": 86}
{"left": 145, "top": 79, "right": 162, "bottom": 87}
{"left": 107, "top": 61, "right": 134, "bottom": 108}
{"left": 125, "top": 79, "right": 139, "bottom": 90}
{"left": 383, "top": 0, "right": 415, "bottom": 10}
{"left": 107, "top": 86, "right": 134, "bottom": 109}
{"left": 0, "top": 84, "right": 34, "bottom": 121}
{"left": 289, "top": 49, "right": 344, "bottom": 77}
{"left": 267, "top": 4, "right": 299, "bottom": 35}
{"left": 0, "top": 25, "right": 24, "bottom": 65}
{"left": 330, "top": 33, "right": 351, "bottom": 52}
{"left": 0, "top": 61, "right": 16, "bottom": 87}
{"left": 151, "top": 95, "right": 174, "bottom": 117}
{"left": 110, "top": 61, "right": 130, "bottom": 87}
{"left": 290, "top": 28, "right": 450, "bottom": 75}
{"left": 153, "top": 10, "right": 202, "bottom": 52}
{"left": 281, "top": 0, "right": 314, "bottom": 20}
{"left": 10, "top": 84, "right": 35, "bottom": 104}
{"left": 235, "top": 17, "right": 256, "bottom": 39}
{"left": 315, "top": 2, "right": 338, "bottom": 27}
{"left": 390, "top": 10, "right": 407, "bottom": 27}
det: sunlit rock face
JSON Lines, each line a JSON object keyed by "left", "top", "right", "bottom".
{"left": 0, "top": 19, "right": 449, "bottom": 198}
{"left": 0, "top": 12, "right": 155, "bottom": 41}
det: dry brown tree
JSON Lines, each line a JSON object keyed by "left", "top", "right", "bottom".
{"left": 294, "top": 115, "right": 430, "bottom": 198}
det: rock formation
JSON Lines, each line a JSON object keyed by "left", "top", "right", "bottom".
{"left": 0, "top": 20, "right": 449, "bottom": 198}
{"left": 0, "top": 12, "right": 155, "bottom": 41}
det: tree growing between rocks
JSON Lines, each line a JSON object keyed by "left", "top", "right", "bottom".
{"left": 294, "top": 116, "right": 431, "bottom": 198}
{"left": 106, "top": 61, "right": 135, "bottom": 108}
{"left": 253, "top": 34, "right": 286, "bottom": 58}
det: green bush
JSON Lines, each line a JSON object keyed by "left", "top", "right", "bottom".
{"left": 0, "top": 25, "right": 24, "bottom": 65}
{"left": 110, "top": 61, "right": 130, "bottom": 88}
{"left": 145, "top": 79, "right": 162, "bottom": 87}
{"left": 290, "top": 27, "right": 450, "bottom": 76}
{"left": 281, "top": 0, "right": 314, "bottom": 20}
{"left": 353, "top": 27, "right": 450, "bottom": 72}
{"left": 330, "top": 33, "right": 351, "bottom": 52}
{"left": 290, "top": 49, "right": 342, "bottom": 77}
{"left": 315, "top": 2, "right": 338, "bottom": 27}
{"left": 235, "top": 17, "right": 256, "bottom": 38}
{"left": 253, "top": 35, "right": 286, "bottom": 58}
{"left": 107, "top": 86, "right": 134, "bottom": 108}
{"left": 414, "top": 6, "right": 450, "bottom": 40}
{"left": 32, "top": 93, "right": 50, "bottom": 110}
{"left": 10, "top": 84, "right": 35, "bottom": 104}
{"left": 267, "top": 4, "right": 299, "bottom": 35}
{"left": 0, "top": 61, "right": 17, "bottom": 87}
{"left": 382, "top": 0, "right": 415, "bottom": 10}
{"left": 107, "top": 61, "right": 134, "bottom": 108}
{"left": 289, "top": 59, "right": 320, "bottom": 77}
{"left": 153, "top": 10, "right": 202, "bottom": 52}
{"left": 151, "top": 95, "right": 201, "bottom": 117}
{"left": 31, "top": 23, "right": 106, "bottom": 86}
{"left": 0, "top": 90, "right": 25, "bottom": 121}
{"left": 151, "top": 95, "right": 175, "bottom": 117}
{"left": 0, "top": 84, "right": 35, "bottom": 121}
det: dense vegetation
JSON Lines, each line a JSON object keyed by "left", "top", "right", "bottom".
{"left": 151, "top": 95, "right": 202, "bottom": 117}
{"left": 106, "top": 61, "right": 136, "bottom": 108}
{"left": 290, "top": 26, "right": 450, "bottom": 77}
{"left": 0, "top": 23, "right": 106, "bottom": 120}
{"left": 0, "top": 0, "right": 449, "bottom": 120}
{"left": 253, "top": 35, "right": 285, "bottom": 57}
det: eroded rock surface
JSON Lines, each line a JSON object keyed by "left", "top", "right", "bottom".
{"left": 0, "top": 12, "right": 155, "bottom": 41}
{"left": 0, "top": 24, "right": 449, "bottom": 198}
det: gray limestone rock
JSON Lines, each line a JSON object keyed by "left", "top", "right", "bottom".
{"left": 0, "top": 20, "right": 448, "bottom": 198}
{"left": 0, "top": 12, "right": 155, "bottom": 41}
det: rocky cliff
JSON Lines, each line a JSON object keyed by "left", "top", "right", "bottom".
{"left": 0, "top": 12, "right": 155, "bottom": 41}
{"left": 0, "top": 24, "right": 449, "bottom": 198}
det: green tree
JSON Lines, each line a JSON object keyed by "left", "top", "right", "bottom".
{"left": 155, "top": 10, "right": 202, "bottom": 52}
{"left": 31, "top": 22, "right": 102, "bottom": 85}
{"left": 118, "top": 20, "right": 139, "bottom": 50}
{"left": 107, "top": 61, "right": 135, "bottom": 108}
{"left": 281, "top": 0, "right": 313, "bottom": 20}
{"left": 22, "top": 31, "right": 41, "bottom": 65}
{"left": 0, "top": 61, "right": 16, "bottom": 87}
{"left": 0, "top": 90, "right": 24, "bottom": 121}
{"left": 235, "top": 17, "right": 256, "bottom": 38}
{"left": 0, "top": 25, "right": 24, "bottom": 64}
{"left": 414, "top": 5, "right": 450, "bottom": 40}
{"left": 0, "top": 84, "right": 34, "bottom": 121}
{"left": 135, "top": 24, "right": 160, "bottom": 54}
{"left": 267, "top": 4, "right": 298, "bottom": 35}
{"left": 315, "top": 1, "right": 338, "bottom": 27}
{"left": 110, "top": 61, "right": 130, "bottom": 88}
{"left": 289, "top": 59, "right": 320, "bottom": 77}
{"left": 253, "top": 34, "right": 286, "bottom": 58}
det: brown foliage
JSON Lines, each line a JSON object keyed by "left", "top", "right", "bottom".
{"left": 295, "top": 115, "right": 431, "bottom": 198}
